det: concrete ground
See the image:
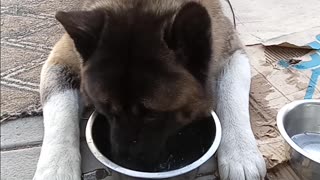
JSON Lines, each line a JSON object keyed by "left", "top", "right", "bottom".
{"left": 0, "top": 116, "right": 218, "bottom": 180}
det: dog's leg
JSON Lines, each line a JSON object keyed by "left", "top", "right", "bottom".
{"left": 33, "top": 34, "right": 82, "bottom": 180}
{"left": 215, "top": 50, "right": 266, "bottom": 180}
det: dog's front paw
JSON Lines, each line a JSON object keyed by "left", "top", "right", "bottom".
{"left": 33, "top": 169, "right": 81, "bottom": 180}
{"left": 33, "top": 165, "right": 81, "bottom": 180}
{"left": 217, "top": 139, "right": 266, "bottom": 180}
{"left": 33, "top": 147, "right": 81, "bottom": 180}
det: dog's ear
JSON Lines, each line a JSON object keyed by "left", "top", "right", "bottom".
{"left": 56, "top": 10, "right": 106, "bottom": 59}
{"left": 167, "top": 2, "right": 212, "bottom": 83}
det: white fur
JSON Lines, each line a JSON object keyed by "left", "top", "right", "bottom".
{"left": 33, "top": 90, "right": 82, "bottom": 180}
{"left": 216, "top": 50, "right": 266, "bottom": 180}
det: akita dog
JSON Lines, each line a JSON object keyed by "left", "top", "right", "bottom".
{"left": 33, "top": 0, "right": 266, "bottom": 179}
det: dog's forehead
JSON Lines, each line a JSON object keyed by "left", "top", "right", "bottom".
{"left": 84, "top": 52, "right": 195, "bottom": 112}
{"left": 99, "top": 12, "right": 170, "bottom": 51}
{"left": 85, "top": 48, "right": 178, "bottom": 107}
{"left": 83, "top": 8, "right": 207, "bottom": 112}
{"left": 88, "top": 13, "right": 176, "bottom": 89}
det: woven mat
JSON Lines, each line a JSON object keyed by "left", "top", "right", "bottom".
{"left": 0, "top": 0, "right": 81, "bottom": 121}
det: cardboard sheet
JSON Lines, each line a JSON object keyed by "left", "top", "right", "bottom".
{"left": 246, "top": 45, "right": 320, "bottom": 179}
{"left": 220, "top": 1, "right": 320, "bottom": 178}
{"left": 229, "top": 0, "right": 320, "bottom": 47}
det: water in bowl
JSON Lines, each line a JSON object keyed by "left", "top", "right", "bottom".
{"left": 291, "top": 132, "right": 320, "bottom": 161}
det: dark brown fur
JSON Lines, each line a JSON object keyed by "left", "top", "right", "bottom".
{"left": 41, "top": 0, "right": 241, "bottom": 169}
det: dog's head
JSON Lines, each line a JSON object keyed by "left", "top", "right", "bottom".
{"left": 56, "top": 2, "right": 212, "bottom": 169}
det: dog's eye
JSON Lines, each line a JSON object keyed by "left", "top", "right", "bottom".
{"left": 145, "top": 114, "right": 158, "bottom": 121}
{"left": 137, "top": 104, "right": 162, "bottom": 122}
{"left": 145, "top": 111, "right": 166, "bottom": 124}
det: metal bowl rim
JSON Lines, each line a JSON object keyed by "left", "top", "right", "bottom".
{"left": 276, "top": 99, "right": 320, "bottom": 164}
{"left": 86, "top": 110, "right": 222, "bottom": 179}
